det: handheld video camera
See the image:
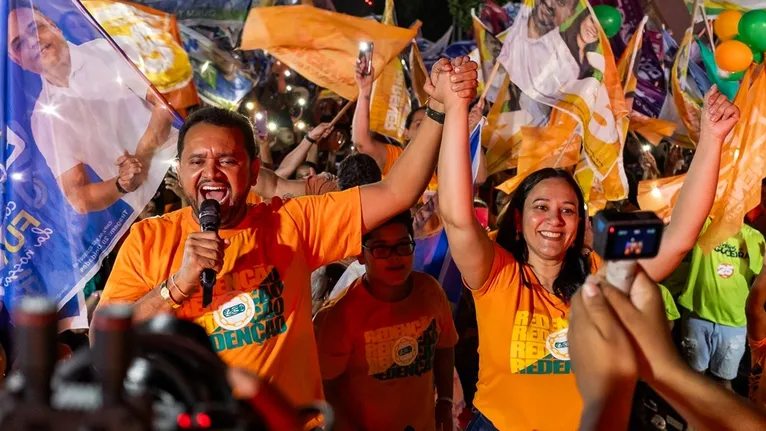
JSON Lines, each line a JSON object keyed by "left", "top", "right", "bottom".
{"left": 591, "top": 210, "right": 664, "bottom": 292}
{"left": 0, "top": 298, "right": 324, "bottom": 431}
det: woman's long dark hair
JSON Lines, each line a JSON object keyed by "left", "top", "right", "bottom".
{"left": 496, "top": 168, "right": 591, "bottom": 301}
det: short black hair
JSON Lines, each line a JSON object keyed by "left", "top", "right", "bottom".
{"left": 363, "top": 211, "right": 414, "bottom": 244}
{"left": 177, "top": 107, "right": 257, "bottom": 160}
{"left": 337, "top": 153, "right": 381, "bottom": 191}
{"left": 405, "top": 106, "right": 426, "bottom": 130}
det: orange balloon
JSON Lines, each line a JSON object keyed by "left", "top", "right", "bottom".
{"left": 714, "top": 10, "right": 743, "bottom": 41}
{"left": 716, "top": 39, "right": 754, "bottom": 72}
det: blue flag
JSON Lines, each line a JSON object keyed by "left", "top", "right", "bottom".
{"left": 413, "top": 119, "right": 484, "bottom": 308}
{"left": 1, "top": 0, "right": 181, "bottom": 319}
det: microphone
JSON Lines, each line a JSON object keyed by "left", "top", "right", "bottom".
{"left": 199, "top": 199, "right": 221, "bottom": 307}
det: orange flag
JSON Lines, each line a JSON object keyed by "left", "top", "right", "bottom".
{"left": 241, "top": 5, "right": 420, "bottom": 101}
{"left": 409, "top": 42, "right": 430, "bottom": 106}
{"left": 368, "top": 0, "right": 411, "bottom": 143}
{"left": 496, "top": 111, "right": 581, "bottom": 194}
{"left": 83, "top": 0, "right": 199, "bottom": 110}
{"left": 483, "top": 75, "right": 526, "bottom": 174}
{"left": 698, "top": 68, "right": 766, "bottom": 251}
{"left": 629, "top": 113, "right": 679, "bottom": 146}
{"left": 639, "top": 67, "right": 766, "bottom": 252}
{"left": 637, "top": 174, "right": 685, "bottom": 221}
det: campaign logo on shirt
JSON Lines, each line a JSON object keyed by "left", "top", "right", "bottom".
{"left": 545, "top": 328, "right": 570, "bottom": 361}
{"left": 717, "top": 263, "right": 735, "bottom": 279}
{"left": 510, "top": 310, "right": 572, "bottom": 375}
{"left": 364, "top": 317, "right": 439, "bottom": 380}
{"left": 198, "top": 267, "right": 289, "bottom": 353}
{"left": 392, "top": 336, "right": 419, "bottom": 366}
{"left": 214, "top": 293, "right": 256, "bottom": 331}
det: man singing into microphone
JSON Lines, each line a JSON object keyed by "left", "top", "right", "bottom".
{"left": 97, "top": 57, "right": 478, "bottom": 409}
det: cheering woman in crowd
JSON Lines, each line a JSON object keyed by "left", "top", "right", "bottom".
{"left": 437, "top": 85, "right": 740, "bottom": 430}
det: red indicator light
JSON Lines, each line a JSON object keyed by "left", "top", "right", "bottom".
{"left": 196, "top": 412, "right": 212, "bottom": 428}
{"left": 177, "top": 413, "right": 192, "bottom": 429}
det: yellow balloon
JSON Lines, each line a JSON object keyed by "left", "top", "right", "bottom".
{"left": 714, "top": 10, "right": 743, "bottom": 41}
{"left": 715, "top": 39, "right": 754, "bottom": 72}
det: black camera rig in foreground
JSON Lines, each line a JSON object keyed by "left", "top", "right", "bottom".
{"left": 0, "top": 298, "right": 328, "bottom": 430}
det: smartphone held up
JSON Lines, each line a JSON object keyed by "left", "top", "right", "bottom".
{"left": 358, "top": 41, "right": 374, "bottom": 76}
{"left": 254, "top": 111, "right": 268, "bottom": 138}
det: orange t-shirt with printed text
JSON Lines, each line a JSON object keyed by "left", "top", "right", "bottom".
{"left": 314, "top": 273, "right": 458, "bottom": 431}
{"left": 383, "top": 144, "right": 438, "bottom": 192}
{"left": 471, "top": 242, "right": 601, "bottom": 431}
{"left": 100, "top": 189, "right": 363, "bottom": 408}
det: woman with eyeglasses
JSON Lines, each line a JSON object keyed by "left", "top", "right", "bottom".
{"left": 314, "top": 211, "right": 458, "bottom": 431}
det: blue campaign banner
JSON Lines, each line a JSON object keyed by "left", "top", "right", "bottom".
{"left": 413, "top": 119, "right": 484, "bottom": 308}
{"left": 179, "top": 24, "right": 254, "bottom": 109}
{"left": 1, "top": 0, "right": 180, "bottom": 313}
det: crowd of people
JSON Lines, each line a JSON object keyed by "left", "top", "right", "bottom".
{"left": 4, "top": 44, "right": 766, "bottom": 429}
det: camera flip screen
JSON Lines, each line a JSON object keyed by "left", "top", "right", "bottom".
{"left": 607, "top": 225, "right": 661, "bottom": 259}
{"left": 593, "top": 211, "right": 664, "bottom": 261}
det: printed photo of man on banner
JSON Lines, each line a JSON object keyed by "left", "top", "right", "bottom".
{"left": 1, "top": 0, "right": 181, "bottom": 315}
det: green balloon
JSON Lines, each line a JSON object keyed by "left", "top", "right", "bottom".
{"left": 593, "top": 5, "right": 622, "bottom": 38}
{"left": 734, "top": 34, "right": 764, "bottom": 63}
{"left": 721, "top": 70, "right": 744, "bottom": 81}
{"left": 739, "top": 9, "right": 766, "bottom": 52}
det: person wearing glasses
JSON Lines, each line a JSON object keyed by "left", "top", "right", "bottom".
{"left": 314, "top": 211, "right": 458, "bottom": 431}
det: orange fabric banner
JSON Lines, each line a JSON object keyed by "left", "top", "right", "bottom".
{"left": 84, "top": 0, "right": 199, "bottom": 110}
{"left": 639, "top": 68, "right": 766, "bottom": 252}
{"left": 409, "top": 42, "right": 430, "bottom": 107}
{"left": 240, "top": 5, "right": 420, "bottom": 101}
{"left": 368, "top": 0, "right": 411, "bottom": 143}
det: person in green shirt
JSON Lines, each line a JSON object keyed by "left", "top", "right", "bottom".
{"left": 678, "top": 221, "right": 766, "bottom": 389}
{"left": 660, "top": 283, "right": 681, "bottom": 325}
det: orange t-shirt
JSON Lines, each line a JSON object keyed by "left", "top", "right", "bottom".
{"left": 383, "top": 144, "right": 439, "bottom": 191}
{"left": 100, "top": 189, "right": 363, "bottom": 408}
{"left": 471, "top": 242, "right": 601, "bottom": 431}
{"left": 749, "top": 337, "right": 766, "bottom": 408}
{"left": 314, "top": 272, "right": 458, "bottom": 431}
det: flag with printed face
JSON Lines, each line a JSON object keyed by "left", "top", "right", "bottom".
{"left": 240, "top": 5, "right": 420, "bottom": 101}
{"left": 1, "top": 0, "right": 181, "bottom": 315}
{"left": 82, "top": 0, "right": 199, "bottom": 110}
{"left": 493, "top": 0, "right": 629, "bottom": 202}
{"left": 638, "top": 68, "right": 766, "bottom": 252}
{"left": 368, "top": 0, "right": 411, "bottom": 144}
